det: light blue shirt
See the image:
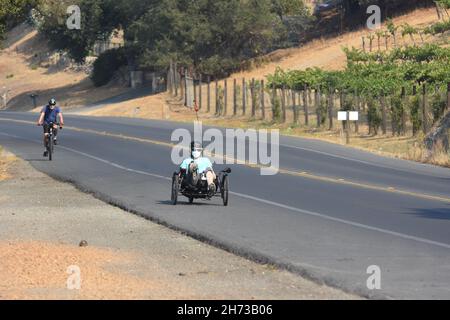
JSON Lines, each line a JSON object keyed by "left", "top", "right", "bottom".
{"left": 180, "top": 157, "right": 213, "bottom": 174}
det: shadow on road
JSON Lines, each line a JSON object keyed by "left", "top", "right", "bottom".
{"left": 156, "top": 200, "right": 217, "bottom": 207}
{"left": 407, "top": 207, "right": 450, "bottom": 220}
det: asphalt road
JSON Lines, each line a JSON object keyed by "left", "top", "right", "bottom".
{"left": 1, "top": 111, "right": 450, "bottom": 299}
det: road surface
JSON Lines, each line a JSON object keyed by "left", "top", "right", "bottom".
{"left": 1, "top": 111, "right": 450, "bottom": 299}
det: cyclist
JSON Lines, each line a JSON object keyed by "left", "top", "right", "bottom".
{"left": 180, "top": 141, "right": 216, "bottom": 197}
{"left": 37, "top": 98, "right": 64, "bottom": 157}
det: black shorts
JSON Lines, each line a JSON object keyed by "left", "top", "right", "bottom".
{"left": 43, "top": 124, "right": 58, "bottom": 135}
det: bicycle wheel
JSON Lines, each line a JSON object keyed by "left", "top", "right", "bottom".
{"left": 221, "top": 175, "right": 229, "bottom": 206}
{"left": 48, "top": 134, "right": 53, "bottom": 161}
{"left": 171, "top": 174, "right": 179, "bottom": 205}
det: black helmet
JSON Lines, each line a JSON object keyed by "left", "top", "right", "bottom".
{"left": 49, "top": 98, "right": 56, "bottom": 106}
{"left": 190, "top": 141, "right": 202, "bottom": 151}
{"left": 190, "top": 141, "right": 203, "bottom": 158}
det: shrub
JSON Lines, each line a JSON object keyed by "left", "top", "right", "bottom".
{"left": 409, "top": 95, "right": 421, "bottom": 136}
{"left": 390, "top": 95, "right": 404, "bottom": 136}
{"left": 91, "top": 48, "right": 127, "bottom": 87}
{"left": 271, "top": 95, "right": 281, "bottom": 122}
{"left": 431, "top": 92, "right": 447, "bottom": 124}
{"left": 367, "top": 98, "right": 382, "bottom": 135}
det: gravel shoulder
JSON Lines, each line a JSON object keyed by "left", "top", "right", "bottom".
{"left": 0, "top": 148, "right": 359, "bottom": 300}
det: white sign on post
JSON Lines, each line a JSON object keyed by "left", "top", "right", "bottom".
{"left": 338, "top": 111, "right": 359, "bottom": 144}
{"left": 349, "top": 111, "right": 359, "bottom": 121}
{"left": 338, "top": 111, "right": 348, "bottom": 121}
{"left": 338, "top": 111, "right": 359, "bottom": 121}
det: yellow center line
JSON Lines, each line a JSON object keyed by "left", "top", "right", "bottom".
{"left": 2, "top": 117, "right": 450, "bottom": 203}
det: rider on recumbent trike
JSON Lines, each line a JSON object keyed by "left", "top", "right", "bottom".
{"left": 180, "top": 141, "right": 217, "bottom": 197}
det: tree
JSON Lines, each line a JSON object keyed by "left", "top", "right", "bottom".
{"left": 270, "top": 0, "right": 308, "bottom": 20}
{"left": 129, "top": 0, "right": 283, "bottom": 75}
{"left": 0, "top": 0, "right": 40, "bottom": 40}
{"left": 36, "top": 0, "right": 125, "bottom": 62}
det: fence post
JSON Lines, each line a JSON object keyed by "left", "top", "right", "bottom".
{"left": 166, "top": 61, "right": 173, "bottom": 95}
{"left": 412, "top": 85, "right": 417, "bottom": 136}
{"left": 401, "top": 87, "right": 407, "bottom": 135}
{"left": 303, "top": 85, "right": 309, "bottom": 125}
{"left": 316, "top": 88, "right": 321, "bottom": 127}
{"left": 380, "top": 91, "right": 387, "bottom": 135}
{"left": 281, "top": 85, "right": 287, "bottom": 123}
{"left": 422, "top": 84, "right": 428, "bottom": 134}
{"left": 179, "top": 67, "right": 183, "bottom": 99}
{"left": 436, "top": 2, "right": 442, "bottom": 20}
{"left": 251, "top": 78, "right": 256, "bottom": 117}
{"left": 242, "top": 78, "right": 246, "bottom": 116}
{"left": 447, "top": 83, "right": 450, "bottom": 111}
{"left": 193, "top": 75, "right": 197, "bottom": 108}
{"left": 272, "top": 82, "right": 276, "bottom": 121}
{"left": 174, "top": 62, "right": 178, "bottom": 96}
{"left": 207, "top": 76, "right": 211, "bottom": 113}
{"left": 215, "top": 79, "right": 219, "bottom": 116}
{"left": 233, "top": 79, "right": 237, "bottom": 116}
{"left": 355, "top": 89, "right": 360, "bottom": 133}
{"left": 292, "top": 90, "right": 298, "bottom": 125}
{"left": 184, "top": 69, "right": 188, "bottom": 107}
{"left": 328, "top": 87, "right": 333, "bottom": 130}
{"left": 198, "top": 74, "right": 202, "bottom": 110}
{"left": 224, "top": 79, "right": 228, "bottom": 116}
{"left": 261, "top": 79, "right": 265, "bottom": 120}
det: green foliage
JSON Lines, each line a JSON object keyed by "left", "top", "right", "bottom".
{"left": 36, "top": 0, "right": 125, "bottom": 63}
{"left": 267, "top": 43, "right": 450, "bottom": 135}
{"left": 436, "top": 0, "right": 450, "bottom": 9}
{"left": 33, "top": 0, "right": 311, "bottom": 76}
{"left": 386, "top": 18, "right": 398, "bottom": 36}
{"left": 91, "top": 47, "right": 127, "bottom": 87}
{"left": 424, "top": 20, "right": 450, "bottom": 35}
{"left": 0, "top": 0, "right": 40, "bottom": 41}
{"left": 317, "top": 94, "right": 327, "bottom": 125}
{"left": 367, "top": 98, "right": 382, "bottom": 135}
{"left": 390, "top": 95, "right": 404, "bottom": 136}
{"left": 409, "top": 95, "right": 421, "bottom": 136}
{"left": 401, "top": 23, "right": 417, "bottom": 37}
{"left": 271, "top": 94, "right": 281, "bottom": 121}
{"left": 268, "top": 45, "right": 450, "bottom": 98}
{"left": 430, "top": 91, "right": 447, "bottom": 124}
{"left": 271, "top": 0, "right": 307, "bottom": 19}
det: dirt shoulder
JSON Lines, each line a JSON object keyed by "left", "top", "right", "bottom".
{"left": 0, "top": 148, "right": 358, "bottom": 300}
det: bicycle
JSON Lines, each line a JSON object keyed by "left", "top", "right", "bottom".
{"left": 41, "top": 122, "right": 62, "bottom": 161}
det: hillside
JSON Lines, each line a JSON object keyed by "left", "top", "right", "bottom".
{"left": 78, "top": 7, "right": 440, "bottom": 120}
{"left": 0, "top": 23, "right": 129, "bottom": 112}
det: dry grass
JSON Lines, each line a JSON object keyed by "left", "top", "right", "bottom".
{"left": 0, "top": 147, "right": 17, "bottom": 181}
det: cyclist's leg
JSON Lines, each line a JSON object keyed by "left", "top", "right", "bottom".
{"left": 53, "top": 127, "right": 58, "bottom": 144}
{"left": 43, "top": 124, "right": 49, "bottom": 147}
{"left": 188, "top": 162, "right": 199, "bottom": 186}
{"left": 205, "top": 168, "right": 216, "bottom": 196}
{"left": 42, "top": 124, "right": 50, "bottom": 156}
{"left": 205, "top": 168, "right": 216, "bottom": 185}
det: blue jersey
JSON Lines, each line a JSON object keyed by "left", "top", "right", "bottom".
{"left": 180, "top": 157, "right": 213, "bottom": 174}
{"left": 41, "top": 105, "right": 61, "bottom": 124}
